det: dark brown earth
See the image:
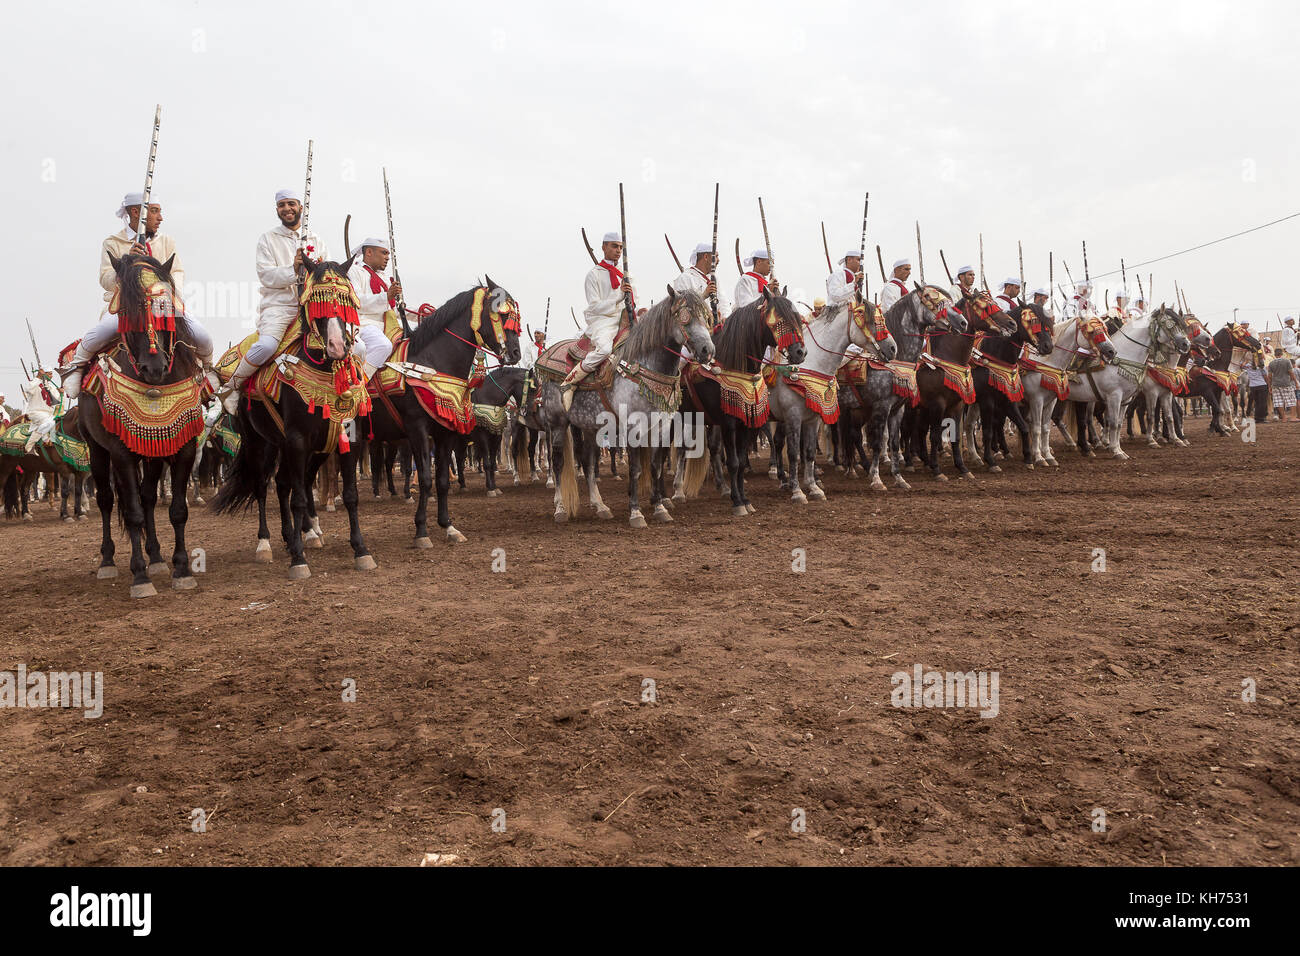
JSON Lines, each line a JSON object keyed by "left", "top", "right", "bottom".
{"left": 1, "top": 416, "right": 1297, "bottom": 866}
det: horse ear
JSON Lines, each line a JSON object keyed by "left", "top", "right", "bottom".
{"left": 484, "top": 274, "right": 497, "bottom": 290}
{"left": 781, "top": 284, "right": 788, "bottom": 297}
{"left": 913, "top": 281, "right": 922, "bottom": 292}
{"left": 340, "top": 251, "right": 358, "bottom": 274}
{"left": 108, "top": 251, "right": 122, "bottom": 273}
{"left": 159, "top": 254, "right": 176, "bottom": 277}
{"left": 665, "top": 284, "right": 676, "bottom": 301}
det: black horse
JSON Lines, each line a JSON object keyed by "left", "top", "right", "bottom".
{"left": 1188, "top": 323, "right": 1260, "bottom": 436}
{"left": 463, "top": 365, "right": 526, "bottom": 496}
{"left": 359, "top": 279, "right": 522, "bottom": 544}
{"left": 80, "top": 252, "right": 204, "bottom": 596}
{"left": 968, "top": 301, "right": 1054, "bottom": 470}
{"left": 214, "top": 255, "right": 375, "bottom": 579}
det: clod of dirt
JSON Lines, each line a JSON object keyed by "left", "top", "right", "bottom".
{"left": 1107, "top": 664, "right": 1132, "bottom": 679}
{"left": 420, "top": 853, "right": 459, "bottom": 866}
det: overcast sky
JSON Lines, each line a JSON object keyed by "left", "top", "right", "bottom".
{"left": 2, "top": 0, "right": 1298, "bottom": 398}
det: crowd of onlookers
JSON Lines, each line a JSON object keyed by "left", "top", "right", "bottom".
{"left": 1233, "top": 347, "right": 1300, "bottom": 424}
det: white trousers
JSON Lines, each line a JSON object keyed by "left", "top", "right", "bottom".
{"left": 580, "top": 318, "right": 619, "bottom": 371}
{"left": 353, "top": 323, "right": 393, "bottom": 369}
{"left": 77, "top": 314, "right": 214, "bottom": 364}
{"left": 24, "top": 411, "right": 56, "bottom": 451}
{"left": 246, "top": 308, "right": 299, "bottom": 366}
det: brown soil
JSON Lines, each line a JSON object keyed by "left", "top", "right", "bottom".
{"left": 1, "top": 417, "right": 1297, "bottom": 866}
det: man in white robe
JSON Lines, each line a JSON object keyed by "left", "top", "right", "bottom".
{"left": 880, "top": 258, "right": 912, "bottom": 315}
{"left": 734, "top": 249, "right": 775, "bottom": 309}
{"left": 560, "top": 231, "right": 635, "bottom": 410}
{"left": 825, "top": 250, "right": 862, "bottom": 308}
{"left": 346, "top": 236, "right": 402, "bottom": 380}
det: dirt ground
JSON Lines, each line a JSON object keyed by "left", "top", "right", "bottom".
{"left": 1, "top": 413, "right": 1297, "bottom": 867}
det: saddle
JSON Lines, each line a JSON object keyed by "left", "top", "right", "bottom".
{"left": 835, "top": 353, "right": 890, "bottom": 385}
{"left": 533, "top": 311, "right": 631, "bottom": 387}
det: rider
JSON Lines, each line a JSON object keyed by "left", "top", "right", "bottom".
{"left": 1031, "top": 287, "right": 1051, "bottom": 310}
{"left": 1065, "top": 279, "right": 1094, "bottom": 319}
{"left": 20, "top": 369, "right": 59, "bottom": 452}
{"left": 995, "top": 278, "right": 1021, "bottom": 314}
{"left": 346, "top": 236, "right": 402, "bottom": 381}
{"left": 734, "top": 249, "right": 774, "bottom": 309}
{"left": 64, "top": 192, "right": 216, "bottom": 400}
{"left": 880, "top": 258, "right": 911, "bottom": 315}
{"left": 826, "top": 250, "right": 863, "bottom": 308}
{"left": 559, "top": 231, "right": 635, "bottom": 410}
{"left": 1280, "top": 317, "right": 1300, "bottom": 360}
{"left": 1107, "top": 289, "right": 1132, "bottom": 332}
{"left": 671, "top": 242, "right": 730, "bottom": 324}
{"left": 219, "top": 188, "right": 328, "bottom": 414}
{"left": 952, "top": 265, "right": 978, "bottom": 302}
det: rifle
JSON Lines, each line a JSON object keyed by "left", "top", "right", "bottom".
{"left": 709, "top": 182, "right": 720, "bottom": 325}
{"left": 664, "top": 233, "right": 683, "bottom": 272}
{"left": 1120, "top": 257, "right": 1128, "bottom": 292}
{"left": 618, "top": 183, "right": 635, "bottom": 325}
{"left": 734, "top": 237, "right": 743, "bottom": 275}
{"left": 26, "top": 318, "right": 43, "bottom": 371}
{"left": 135, "top": 104, "right": 162, "bottom": 246}
{"left": 1018, "top": 241, "right": 1025, "bottom": 294}
{"left": 876, "top": 244, "right": 887, "bottom": 284}
{"left": 1049, "top": 252, "right": 1055, "bottom": 317}
{"left": 820, "top": 221, "right": 832, "bottom": 273}
{"left": 939, "top": 249, "right": 955, "bottom": 286}
{"left": 1082, "top": 240, "right": 1090, "bottom": 282}
{"left": 758, "top": 196, "right": 775, "bottom": 286}
{"left": 343, "top": 213, "right": 352, "bottom": 258}
{"left": 915, "top": 221, "right": 926, "bottom": 285}
{"left": 580, "top": 228, "right": 599, "bottom": 266}
{"left": 296, "top": 139, "right": 314, "bottom": 336}
{"left": 382, "top": 167, "right": 409, "bottom": 335}
{"left": 858, "top": 192, "right": 869, "bottom": 297}
{"left": 979, "top": 233, "right": 988, "bottom": 293}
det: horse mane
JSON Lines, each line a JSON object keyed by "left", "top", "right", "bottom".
{"left": 408, "top": 287, "right": 480, "bottom": 353}
{"left": 622, "top": 290, "right": 702, "bottom": 358}
{"left": 114, "top": 253, "right": 175, "bottom": 320}
{"left": 714, "top": 294, "right": 797, "bottom": 371}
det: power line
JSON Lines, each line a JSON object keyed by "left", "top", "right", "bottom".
{"left": 1089, "top": 211, "right": 1300, "bottom": 280}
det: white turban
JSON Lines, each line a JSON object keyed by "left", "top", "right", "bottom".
{"left": 838, "top": 250, "right": 862, "bottom": 265}
{"left": 956, "top": 265, "right": 974, "bottom": 276}
{"left": 275, "top": 188, "right": 303, "bottom": 203}
{"left": 750, "top": 248, "right": 770, "bottom": 262}
{"left": 601, "top": 231, "right": 622, "bottom": 244}
{"left": 1032, "top": 287, "right": 1049, "bottom": 297}
{"left": 691, "top": 242, "right": 714, "bottom": 258}
{"left": 1002, "top": 277, "right": 1020, "bottom": 289}
{"left": 892, "top": 258, "right": 911, "bottom": 270}
{"left": 1076, "top": 279, "right": 1092, "bottom": 292}
{"left": 116, "top": 191, "right": 160, "bottom": 228}
{"left": 1115, "top": 288, "right": 1129, "bottom": 300}
{"left": 1286, "top": 317, "right": 1296, "bottom": 324}
{"left": 359, "top": 236, "right": 389, "bottom": 251}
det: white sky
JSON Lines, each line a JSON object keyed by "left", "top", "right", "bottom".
{"left": 2, "top": 0, "right": 1298, "bottom": 398}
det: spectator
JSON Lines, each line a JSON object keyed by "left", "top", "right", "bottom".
{"left": 1242, "top": 355, "right": 1269, "bottom": 423}
{"left": 1267, "top": 348, "right": 1300, "bottom": 422}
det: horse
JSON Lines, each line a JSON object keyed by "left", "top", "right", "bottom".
{"left": 510, "top": 365, "right": 552, "bottom": 486}
{"left": 537, "top": 287, "right": 716, "bottom": 526}
{"left": 674, "top": 289, "right": 803, "bottom": 517}
{"left": 76, "top": 252, "right": 205, "bottom": 596}
{"left": 768, "top": 296, "right": 893, "bottom": 502}
{"left": 911, "top": 291, "right": 1012, "bottom": 480}
{"left": 836, "top": 284, "right": 957, "bottom": 491}
{"left": 466, "top": 364, "right": 526, "bottom": 497}
{"left": 1136, "top": 308, "right": 1215, "bottom": 447}
{"left": 1062, "top": 309, "right": 1188, "bottom": 460}
{"left": 1186, "top": 322, "right": 1262, "bottom": 436}
{"left": 1019, "top": 313, "right": 1118, "bottom": 467}
{"left": 965, "top": 302, "right": 1055, "bottom": 471}
{"left": 356, "top": 279, "right": 522, "bottom": 544}
{"left": 213, "top": 254, "right": 377, "bottom": 578}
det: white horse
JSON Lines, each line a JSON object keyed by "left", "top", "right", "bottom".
{"left": 767, "top": 298, "right": 895, "bottom": 503}
{"left": 1138, "top": 308, "right": 1212, "bottom": 447}
{"left": 1019, "top": 314, "right": 1117, "bottom": 466}
{"left": 1065, "top": 311, "right": 1188, "bottom": 460}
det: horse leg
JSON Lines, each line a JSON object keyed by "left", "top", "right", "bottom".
{"left": 724, "top": 425, "right": 746, "bottom": 516}
{"left": 951, "top": 402, "right": 974, "bottom": 478}
{"left": 370, "top": 441, "right": 383, "bottom": 498}
{"left": 785, "top": 419, "right": 806, "bottom": 503}
{"left": 276, "top": 447, "right": 309, "bottom": 579}
{"left": 979, "top": 401, "right": 999, "bottom": 473}
{"left": 111, "top": 449, "right": 154, "bottom": 598}
{"left": 434, "top": 432, "right": 465, "bottom": 542}
{"left": 88, "top": 442, "right": 117, "bottom": 579}
{"left": 586, "top": 433, "right": 613, "bottom": 520}
{"left": 168, "top": 450, "right": 197, "bottom": 589}
{"left": 408, "top": 417, "right": 434, "bottom": 547}
{"left": 253, "top": 435, "right": 275, "bottom": 562}
{"left": 139, "top": 459, "right": 168, "bottom": 576}
{"left": 1109, "top": 392, "right": 1128, "bottom": 459}
{"left": 804, "top": 420, "right": 825, "bottom": 500}
{"left": 303, "top": 454, "right": 324, "bottom": 548}
{"left": 340, "top": 449, "right": 375, "bottom": 570}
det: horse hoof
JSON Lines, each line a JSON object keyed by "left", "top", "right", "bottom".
{"left": 987, "top": 464, "right": 1002, "bottom": 473}
{"left": 326, "top": 502, "right": 337, "bottom": 512}
{"left": 791, "top": 491, "right": 808, "bottom": 505}
{"left": 147, "top": 562, "right": 169, "bottom": 576}
{"left": 662, "top": 496, "right": 674, "bottom": 510}
{"left": 77, "top": 514, "right": 87, "bottom": 521}
{"left": 1115, "top": 453, "right": 1130, "bottom": 461}
{"left": 959, "top": 471, "right": 976, "bottom": 480}
{"left": 447, "top": 526, "right": 467, "bottom": 543}
{"left": 304, "top": 532, "right": 323, "bottom": 549}
{"left": 546, "top": 478, "right": 555, "bottom": 489}
{"left": 629, "top": 512, "right": 648, "bottom": 529}
{"left": 288, "top": 564, "right": 311, "bottom": 580}
{"left": 64, "top": 517, "right": 75, "bottom": 524}
{"left": 22, "top": 514, "right": 32, "bottom": 522}
{"left": 654, "top": 507, "right": 673, "bottom": 523}
{"left": 554, "top": 511, "right": 568, "bottom": 524}
{"left": 935, "top": 473, "right": 949, "bottom": 482}
{"left": 413, "top": 536, "right": 434, "bottom": 549}
{"left": 895, "top": 478, "right": 913, "bottom": 491}
{"left": 870, "top": 479, "right": 887, "bottom": 492}
{"left": 130, "top": 582, "right": 157, "bottom": 599}
{"left": 253, "top": 540, "right": 272, "bottom": 563}
{"left": 354, "top": 554, "right": 377, "bottom": 571}
{"left": 96, "top": 566, "right": 118, "bottom": 580}
{"left": 731, "top": 505, "right": 749, "bottom": 518}
{"left": 767, "top": 467, "right": 778, "bottom": 478}
{"left": 809, "top": 488, "right": 826, "bottom": 501}
{"left": 595, "top": 506, "right": 614, "bottom": 520}
{"left": 746, "top": 502, "right": 757, "bottom": 514}
{"left": 194, "top": 495, "right": 206, "bottom": 505}
{"left": 671, "top": 493, "right": 686, "bottom": 505}
{"left": 373, "top": 493, "right": 383, "bottom": 500}
{"left": 172, "top": 576, "right": 197, "bottom": 591}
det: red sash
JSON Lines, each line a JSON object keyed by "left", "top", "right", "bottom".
{"left": 745, "top": 271, "right": 769, "bottom": 294}
{"left": 598, "top": 260, "right": 624, "bottom": 290}
{"left": 364, "top": 265, "right": 389, "bottom": 296}
{"left": 890, "top": 279, "right": 907, "bottom": 294}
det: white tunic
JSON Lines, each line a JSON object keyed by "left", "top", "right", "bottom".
{"left": 1064, "top": 295, "right": 1093, "bottom": 319}
{"left": 670, "top": 266, "right": 730, "bottom": 319}
{"left": 583, "top": 262, "right": 626, "bottom": 352}
{"left": 20, "top": 379, "right": 56, "bottom": 426}
{"left": 100, "top": 229, "right": 184, "bottom": 304}
{"left": 995, "top": 293, "right": 1017, "bottom": 314}
{"left": 880, "top": 277, "right": 908, "bottom": 315}
{"left": 734, "top": 272, "right": 768, "bottom": 310}
{"left": 1281, "top": 326, "right": 1300, "bottom": 359}
{"left": 346, "top": 261, "right": 393, "bottom": 330}
{"left": 256, "top": 224, "right": 328, "bottom": 325}
{"left": 825, "top": 268, "right": 857, "bottom": 308}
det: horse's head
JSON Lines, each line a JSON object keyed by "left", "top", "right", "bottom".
{"left": 480, "top": 275, "right": 523, "bottom": 364}
{"left": 850, "top": 296, "right": 897, "bottom": 362}
{"left": 916, "top": 283, "right": 967, "bottom": 334}
{"left": 1078, "top": 315, "right": 1118, "bottom": 363}
{"left": 663, "top": 285, "right": 715, "bottom": 365}
{"left": 760, "top": 286, "right": 806, "bottom": 364}
{"left": 1013, "top": 303, "right": 1055, "bottom": 356}
{"left": 1150, "top": 307, "right": 1190, "bottom": 355}
{"left": 1226, "top": 321, "right": 1262, "bottom": 356}
{"left": 967, "top": 290, "right": 1018, "bottom": 335}
{"left": 301, "top": 254, "right": 360, "bottom": 360}
{"left": 1177, "top": 311, "right": 1217, "bottom": 357}
{"left": 106, "top": 251, "right": 191, "bottom": 384}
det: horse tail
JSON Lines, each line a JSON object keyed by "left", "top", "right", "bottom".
{"left": 3, "top": 471, "right": 17, "bottom": 519}
{"left": 1062, "top": 400, "right": 1077, "bottom": 441}
{"left": 682, "top": 441, "right": 710, "bottom": 498}
{"left": 211, "top": 434, "right": 261, "bottom": 514}
{"left": 513, "top": 425, "right": 530, "bottom": 479}
{"left": 558, "top": 427, "right": 581, "bottom": 516}
{"left": 636, "top": 447, "right": 653, "bottom": 502}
